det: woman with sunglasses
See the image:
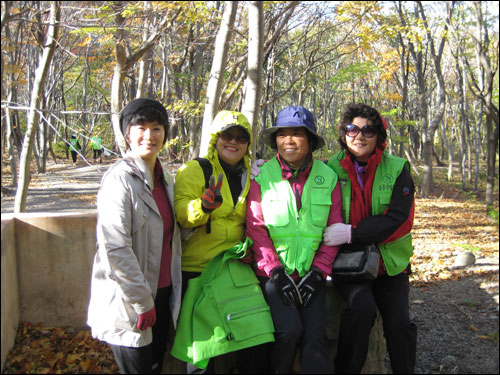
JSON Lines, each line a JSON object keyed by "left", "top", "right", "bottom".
{"left": 174, "top": 111, "right": 261, "bottom": 373}
{"left": 324, "top": 103, "right": 417, "bottom": 374}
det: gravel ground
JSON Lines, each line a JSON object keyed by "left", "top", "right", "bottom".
{"left": 409, "top": 266, "right": 499, "bottom": 374}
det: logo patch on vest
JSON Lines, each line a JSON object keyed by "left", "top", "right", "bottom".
{"left": 314, "top": 175, "right": 325, "bottom": 185}
{"left": 379, "top": 174, "right": 394, "bottom": 192}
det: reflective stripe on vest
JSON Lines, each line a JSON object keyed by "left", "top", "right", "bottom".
{"left": 327, "top": 151, "right": 414, "bottom": 275}
{"left": 256, "top": 157, "right": 337, "bottom": 276}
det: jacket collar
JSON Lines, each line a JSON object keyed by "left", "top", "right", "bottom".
{"left": 123, "top": 151, "right": 155, "bottom": 190}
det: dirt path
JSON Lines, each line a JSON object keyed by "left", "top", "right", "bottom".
{"left": 1, "top": 161, "right": 108, "bottom": 214}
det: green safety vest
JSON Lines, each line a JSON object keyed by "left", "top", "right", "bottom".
{"left": 91, "top": 136, "right": 103, "bottom": 150}
{"left": 327, "top": 151, "right": 414, "bottom": 275}
{"left": 255, "top": 157, "right": 337, "bottom": 276}
{"left": 69, "top": 138, "right": 79, "bottom": 152}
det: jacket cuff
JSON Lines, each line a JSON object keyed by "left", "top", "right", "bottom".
{"left": 132, "top": 297, "right": 155, "bottom": 315}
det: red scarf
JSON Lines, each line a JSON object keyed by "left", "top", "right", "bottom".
{"left": 340, "top": 147, "right": 414, "bottom": 244}
{"left": 340, "top": 147, "right": 383, "bottom": 228}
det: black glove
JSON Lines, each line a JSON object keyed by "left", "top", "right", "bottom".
{"left": 297, "top": 267, "right": 325, "bottom": 308}
{"left": 201, "top": 173, "right": 223, "bottom": 213}
{"left": 270, "top": 266, "right": 302, "bottom": 309}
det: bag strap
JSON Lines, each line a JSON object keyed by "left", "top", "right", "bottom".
{"left": 194, "top": 157, "right": 213, "bottom": 233}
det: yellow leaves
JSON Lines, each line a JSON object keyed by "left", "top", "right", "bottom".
{"left": 410, "top": 192, "right": 499, "bottom": 288}
{"left": 76, "top": 36, "right": 92, "bottom": 47}
{"left": 81, "top": 357, "right": 91, "bottom": 372}
{"left": 386, "top": 92, "right": 403, "bottom": 102}
{"left": 3, "top": 323, "right": 119, "bottom": 374}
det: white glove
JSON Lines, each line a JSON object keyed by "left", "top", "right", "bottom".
{"left": 323, "top": 223, "right": 352, "bottom": 246}
{"left": 250, "top": 159, "right": 265, "bottom": 180}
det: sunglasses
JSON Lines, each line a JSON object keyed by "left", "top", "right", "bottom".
{"left": 345, "top": 124, "right": 377, "bottom": 138}
{"left": 219, "top": 132, "right": 249, "bottom": 144}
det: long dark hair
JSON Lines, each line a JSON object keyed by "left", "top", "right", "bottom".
{"left": 337, "top": 103, "right": 387, "bottom": 150}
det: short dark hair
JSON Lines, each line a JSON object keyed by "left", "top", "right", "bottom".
{"left": 124, "top": 107, "right": 168, "bottom": 149}
{"left": 337, "top": 103, "right": 387, "bottom": 150}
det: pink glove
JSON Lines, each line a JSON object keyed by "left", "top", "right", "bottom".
{"left": 250, "top": 159, "right": 265, "bottom": 180}
{"left": 137, "top": 307, "right": 156, "bottom": 331}
{"left": 323, "top": 223, "right": 352, "bottom": 246}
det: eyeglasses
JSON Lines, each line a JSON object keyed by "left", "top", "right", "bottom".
{"left": 219, "top": 132, "right": 249, "bottom": 144}
{"left": 345, "top": 124, "right": 377, "bottom": 138}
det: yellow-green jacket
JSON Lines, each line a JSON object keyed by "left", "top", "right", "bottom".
{"left": 174, "top": 112, "right": 252, "bottom": 272}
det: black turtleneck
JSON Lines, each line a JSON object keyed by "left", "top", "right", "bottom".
{"left": 218, "top": 157, "right": 244, "bottom": 206}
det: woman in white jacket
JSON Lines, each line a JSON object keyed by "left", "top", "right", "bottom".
{"left": 87, "top": 98, "right": 182, "bottom": 374}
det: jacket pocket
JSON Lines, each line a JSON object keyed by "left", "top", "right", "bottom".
{"left": 228, "top": 260, "right": 259, "bottom": 287}
{"left": 111, "top": 294, "right": 138, "bottom": 331}
{"left": 226, "top": 305, "right": 274, "bottom": 342}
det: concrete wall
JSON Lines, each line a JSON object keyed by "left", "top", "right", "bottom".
{"left": 1, "top": 212, "right": 97, "bottom": 369}
{"left": 1, "top": 218, "right": 20, "bottom": 370}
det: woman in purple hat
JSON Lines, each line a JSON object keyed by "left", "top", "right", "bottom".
{"left": 245, "top": 105, "right": 343, "bottom": 373}
{"left": 87, "top": 98, "right": 182, "bottom": 374}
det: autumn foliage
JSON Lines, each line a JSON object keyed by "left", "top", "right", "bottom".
{"left": 2, "top": 322, "right": 118, "bottom": 374}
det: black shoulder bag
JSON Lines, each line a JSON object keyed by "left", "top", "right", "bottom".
{"left": 331, "top": 243, "right": 380, "bottom": 281}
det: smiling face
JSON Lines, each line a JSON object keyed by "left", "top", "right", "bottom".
{"left": 345, "top": 117, "right": 378, "bottom": 162}
{"left": 127, "top": 121, "right": 165, "bottom": 164}
{"left": 275, "top": 127, "right": 310, "bottom": 169}
{"left": 215, "top": 126, "right": 249, "bottom": 167}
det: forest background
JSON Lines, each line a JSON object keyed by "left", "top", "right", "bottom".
{"left": 1, "top": 1, "right": 498, "bottom": 213}
{"left": 1, "top": 2, "right": 499, "bottom": 374}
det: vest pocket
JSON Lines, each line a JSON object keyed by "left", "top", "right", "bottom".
{"left": 379, "top": 232, "right": 413, "bottom": 275}
{"left": 377, "top": 192, "right": 392, "bottom": 213}
{"left": 226, "top": 305, "right": 274, "bottom": 342}
{"left": 262, "top": 199, "right": 289, "bottom": 226}
{"left": 310, "top": 194, "right": 331, "bottom": 227}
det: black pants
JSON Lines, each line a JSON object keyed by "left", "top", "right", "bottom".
{"left": 110, "top": 286, "right": 172, "bottom": 374}
{"left": 334, "top": 273, "right": 417, "bottom": 374}
{"left": 70, "top": 151, "right": 77, "bottom": 163}
{"left": 93, "top": 148, "right": 102, "bottom": 161}
{"left": 260, "top": 277, "right": 332, "bottom": 374}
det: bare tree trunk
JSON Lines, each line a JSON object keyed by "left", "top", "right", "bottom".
{"left": 473, "top": 101, "right": 483, "bottom": 193}
{"left": 14, "top": 1, "right": 60, "bottom": 213}
{"left": 417, "top": 1, "right": 454, "bottom": 197}
{"left": 199, "top": 1, "right": 238, "bottom": 157}
{"left": 110, "top": 1, "right": 175, "bottom": 156}
{"left": 110, "top": 2, "right": 128, "bottom": 156}
{"left": 473, "top": 2, "right": 498, "bottom": 206}
{"left": 241, "top": 1, "right": 263, "bottom": 158}
{"left": 136, "top": 3, "right": 152, "bottom": 99}
{"left": 5, "top": 91, "right": 18, "bottom": 188}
